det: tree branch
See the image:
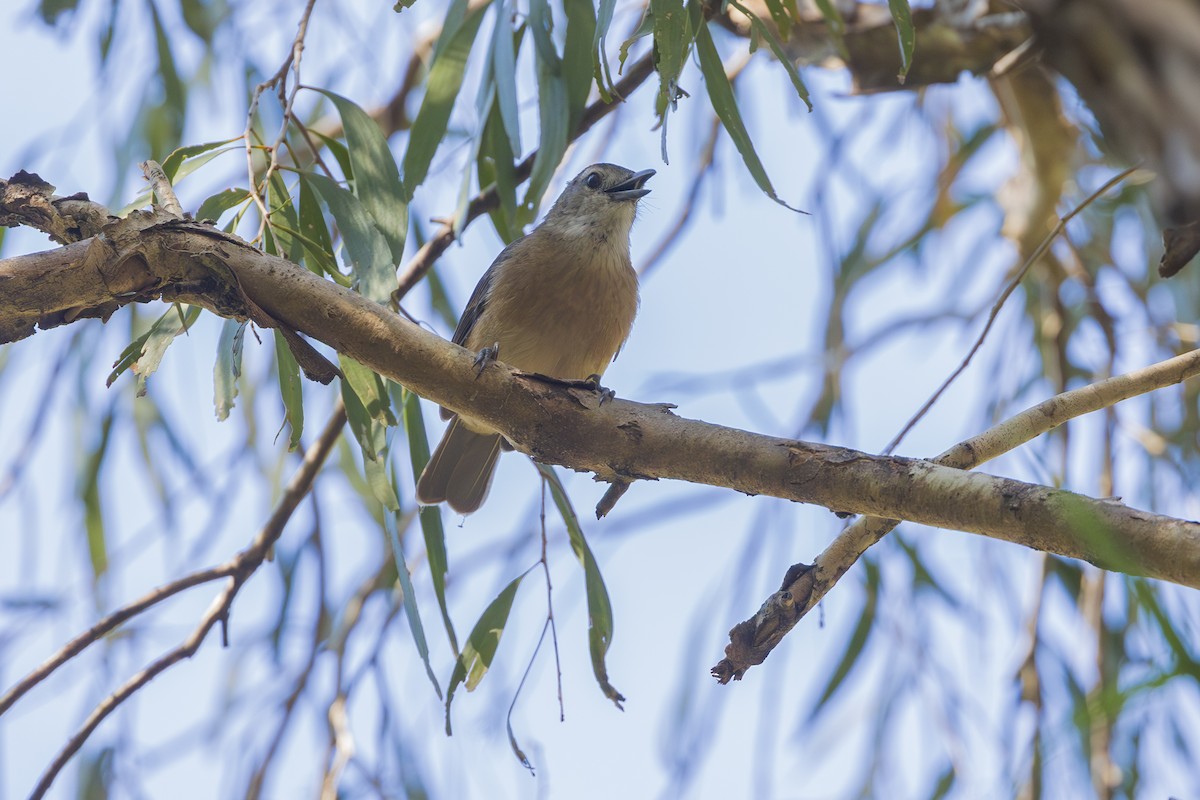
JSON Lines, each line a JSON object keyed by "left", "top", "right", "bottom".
{"left": 3, "top": 191, "right": 1199, "bottom": 596}
{"left": 26, "top": 397, "right": 346, "bottom": 799}
{"left": 712, "top": 347, "right": 1200, "bottom": 683}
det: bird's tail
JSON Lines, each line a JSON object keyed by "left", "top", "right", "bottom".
{"left": 416, "top": 416, "right": 503, "bottom": 514}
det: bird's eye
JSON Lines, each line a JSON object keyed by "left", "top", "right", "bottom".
{"left": 584, "top": 172, "right": 603, "bottom": 190}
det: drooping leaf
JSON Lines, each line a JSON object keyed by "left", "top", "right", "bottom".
{"left": 491, "top": 0, "right": 522, "bottom": 156}
{"left": 110, "top": 304, "right": 201, "bottom": 397}
{"left": 523, "top": 1, "right": 569, "bottom": 224}
{"left": 399, "top": 387, "right": 458, "bottom": 653}
{"left": 479, "top": 99, "right": 520, "bottom": 242}
{"left": 811, "top": 0, "right": 849, "bottom": 59}
{"left": 306, "top": 173, "right": 396, "bottom": 303}
{"left": 445, "top": 572, "right": 529, "bottom": 734}
{"left": 887, "top": 0, "right": 915, "bottom": 83}
{"left": 296, "top": 173, "right": 338, "bottom": 277}
{"left": 313, "top": 89, "right": 409, "bottom": 263}
{"left": 341, "top": 374, "right": 380, "bottom": 461}
{"left": 563, "top": 0, "right": 597, "bottom": 132}
{"left": 339, "top": 356, "right": 398, "bottom": 426}
{"left": 695, "top": 22, "right": 800, "bottom": 211}
{"left": 759, "top": 0, "right": 793, "bottom": 41}
{"left": 727, "top": 0, "right": 811, "bottom": 110}
{"left": 538, "top": 464, "right": 624, "bottom": 708}
{"left": 401, "top": 1, "right": 491, "bottom": 198}
{"left": 213, "top": 318, "right": 246, "bottom": 421}
{"left": 274, "top": 330, "right": 304, "bottom": 451}
{"left": 79, "top": 407, "right": 115, "bottom": 584}
{"left": 592, "top": 0, "right": 619, "bottom": 99}
{"left": 385, "top": 507, "right": 443, "bottom": 697}
{"left": 265, "top": 170, "right": 301, "bottom": 262}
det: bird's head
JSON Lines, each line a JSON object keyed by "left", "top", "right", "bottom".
{"left": 542, "top": 163, "right": 655, "bottom": 240}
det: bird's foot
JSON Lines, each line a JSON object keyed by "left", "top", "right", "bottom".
{"left": 582, "top": 373, "right": 616, "bottom": 405}
{"left": 473, "top": 342, "right": 499, "bottom": 378}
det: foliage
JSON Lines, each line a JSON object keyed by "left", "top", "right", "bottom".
{"left": 1, "top": 0, "right": 1199, "bottom": 798}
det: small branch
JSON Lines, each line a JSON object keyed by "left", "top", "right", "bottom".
{"left": 139, "top": 161, "right": 184, "bottom": 217}
{"left": 713, "top": 347, "right": 1200, "bottom": 682}
{"left": 884, "top": 166, "right": 1139, "bottom": 455}
{"left": 0, "top": 564, "right": 232, "bottom": 717}
{"left": 27, "top": 397, "right": 346, "bottom": 799}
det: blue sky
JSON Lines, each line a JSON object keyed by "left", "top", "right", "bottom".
{"left": 3, "top": 1, "right": 1199, "bottom": 798}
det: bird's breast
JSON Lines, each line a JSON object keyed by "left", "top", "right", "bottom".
{"left": 466, "top": 240, "right": 640, "bottom": 380}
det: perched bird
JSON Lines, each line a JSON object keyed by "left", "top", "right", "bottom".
{"left": 416, "top": 163, "right": 655, "bottom": 514}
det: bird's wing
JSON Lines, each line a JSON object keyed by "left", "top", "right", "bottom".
{"left": 449, "top": 237, "right": 525, "bottom": 346}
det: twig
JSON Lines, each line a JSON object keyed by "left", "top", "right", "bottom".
{"left": 244, "top": 514, "right": 328, "bottom": 800}
{"left": 0, "top": 564, "right": 231, "bottom": 717}
{"left": 713, "top": 346, "right": 1200, "bottom": 682}
{"left": 244, "top": 0, "right": 320, "bottom": 240}
{"left": 538, "top": 479, "right": 565, "bottom": 721}
{"left": 139, "top": 160, "right": 184, "bottom": 217}
{"left": 883, "top": 166, "right": 1140, "bottom": 455}
{"left": 28, "top": 397, "right": 346, "bottom": 799}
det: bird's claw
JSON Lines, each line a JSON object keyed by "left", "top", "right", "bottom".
{"left": 473, "top": 343, "right": 499, "bottom": 378}
{"left": 584, "top": 373, "right": 616, "bottom": 405}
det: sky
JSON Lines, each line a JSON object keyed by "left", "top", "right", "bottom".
{"left": 2, "top": 1, "right": 1199, "bottom": 799}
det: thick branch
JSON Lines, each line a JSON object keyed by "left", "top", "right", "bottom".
{"left": 712, "top": 348, "right": 1200, "bottom": 682}
{"left": 2, "top": 209, "right": 1199, "bottom": 594}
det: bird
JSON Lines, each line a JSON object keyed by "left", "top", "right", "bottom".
{"left": 416, "top": 163, "right": 655, "bottom": 514}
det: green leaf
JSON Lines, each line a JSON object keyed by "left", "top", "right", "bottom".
{"left": 339, "top": 356, "right": 398, "bottom": 426}
{"left": 399, "top": 387, "right": 458, "bottom": 653}
{"left": 695, "top": 22, "right": 801, "bottom": 211}
{"left": 445, "top": 571, "right": 529, "bottom": 734}
{"left": 887, "top": 0, "right": 915, "bottom": 83}
{"left": 80, "top": 408, "right": 115, "bottom": 583}
{"left": 196, "top": 188, "right": 251, "bottom": 223}
{"left": 340, "top": 374, "right": 381, "bottom": 461}
{"left": 810, "top": 559, "right": 879, "bottom": 718}
{"left": 306, "top": 173, "right": 395, "bottom": 303}
{"left": 401, "top": 2, "right": 490, "bottom": 198}
{"left": 759, "top": 0, "right": 793, "bottom": 41}
{"left": 617, "top": 10, "right": 654, "bottom": 71}
{"left": 161, "top": 136, "right": 242, "bottom": 182}
{"left": 308, "top": 129, "right": 355, "bottom": 182}
{"left": 364, "top": 445, "right": 401, "bottom": 510}
{"left": 811, "top": 0, "right": 849, "bottom": 59}
{"left": 148, "top": 1, "right": 186, "bottom": 146}
{"left": 213, "top": 319, "right": 245, "bottom": 421}
{"left": 478, "top": 100, "right": 520, "bottom": 242}
{"left": 727, "top": 0, "right": 811, "bottom": 110}
{"left": 385, "top": 507, "right": 443, "bottom": 697}
{"left": 313, "top": 89, "right": 409, "bottom": 263}
{"left": 491, "top": 0, "right": 522, "bottom": 156}
{"left": 38, "top": 0, "right": 79, "bottom": 25}
{"left": 523, "top": 10, "right": 569, "bottom": 224}
{"left": 265, "top": 170, "right": 301, "bottom": 262}
{"left": 109, "top": 304, "right": 201, "bottom": 397}
{"left": 274, "top": 330, "right": 304, "bottom": 451}
{"left": 296, "top": 174, "right": 338, "bottom": 277}
{"left": 563, "top": 0, "right": 597, "bottom": 132}
{"left": 592, "top": 0, "right": 619, "bottom": 99}
{"left": 649, "top": 0, "right": 695, "bottom": 131}
{"left": 538, "top": 464, "right": 624, "bottom": 708}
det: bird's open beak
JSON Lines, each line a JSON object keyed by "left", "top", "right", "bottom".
{"left": 605, "top": 169, "right": 656, "bottom": 201}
